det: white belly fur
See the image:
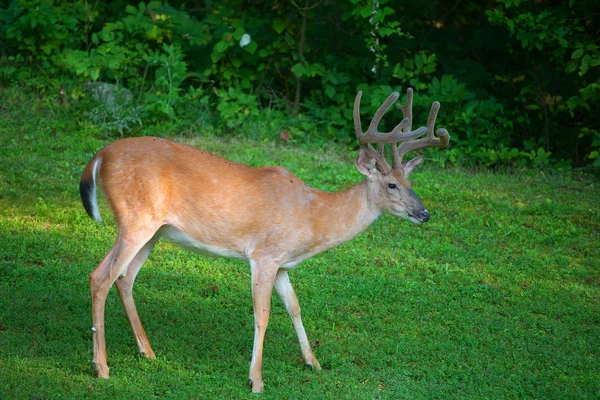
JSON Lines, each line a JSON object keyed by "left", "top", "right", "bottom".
{"left": 161, "top": 225, "right": 247, "bottom": 260}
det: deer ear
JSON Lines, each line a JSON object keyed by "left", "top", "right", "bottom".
{"left": 356, "top": 147, "right": 377, "bottom": 176}
{"left": 403, "top": 155, "right": 424, "bottom": 178}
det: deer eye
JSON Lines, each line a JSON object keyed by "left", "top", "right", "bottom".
{"left": 388, "top": 183, "right": 398, "bottom": 190}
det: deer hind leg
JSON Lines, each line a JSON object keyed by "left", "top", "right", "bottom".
{"left": 89, "top": 230, "right": 157, "bottom": 378}
{"left": 114, "top": 234, "right": 160, "bottom": 359}
{"left": 274, "top": 270, "right": 321, "bottom": 371}
{"left": 248, "top": 260, "right": 279, "bottom": 393}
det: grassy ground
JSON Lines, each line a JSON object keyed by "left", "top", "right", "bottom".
{"left": 0, "top": 87, "right": 599, "bottom": 399}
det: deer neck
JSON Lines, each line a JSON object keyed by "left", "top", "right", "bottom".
{"left": 308, "top": 180, "right": 381, "bottom": 249}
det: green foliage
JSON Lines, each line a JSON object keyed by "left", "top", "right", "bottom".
{"left": 1, "top": 0, "right": 84, "bottom": 71}
{"left": 0, "top": 0, "right": 598, "bottom": 166}
{"left": 393, "top": 52, "right": 437, "bottom": 91}
{"left": 143, "top": 43, "right": 188, "bottom": 120}
{"left": 345, "top": 0, "right": 406, "bottom": 71}
{"left": 216, "top": 87, "right": 260, "bottom": 129}
{"left": 80, "top": 82, "right": 143, "bottom": 135}
{"left": 487, "top": 0, "right": 600, "bottom": 165}
{"left": 0, "top": 0, "right": 87, "bottom": 90}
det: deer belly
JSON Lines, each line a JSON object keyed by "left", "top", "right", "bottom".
{"left": 161, "top": 225, "right": 246, "bottom": 260}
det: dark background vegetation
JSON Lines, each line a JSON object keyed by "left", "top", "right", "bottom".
{"left": 1, "top": 0, "right": 598, "bottom": 167}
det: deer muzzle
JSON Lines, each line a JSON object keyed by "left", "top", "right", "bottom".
{"left": 414, "top": 208, "right": 430, "bottom": 223}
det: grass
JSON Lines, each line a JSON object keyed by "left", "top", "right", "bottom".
{"left": 0, "top": 86, "right": 599, "bottom": 399}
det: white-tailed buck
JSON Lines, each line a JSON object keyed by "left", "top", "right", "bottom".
{"left": 80, "top": 88, "right": 449, "bottom": 392}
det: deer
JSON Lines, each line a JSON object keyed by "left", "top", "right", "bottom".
{"left": 79, "top": 88, "right": 449, "bottom": 393}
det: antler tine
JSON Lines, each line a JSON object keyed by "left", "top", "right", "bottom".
{"left": 391, "top": 142, "right": 401, "bottom": 168}
{"left": 392, "top": 88, "right": 415, "bottom": 168}
{"left": 367, "top": 91, "right": 400, "bottom": 136}
{"left": 353, "top": 91, "right": 364, "bottom": 142}
{"left": 396, "top": 100, "right": 450, "bottom": 164}
{"left": 354, "top": 91, "right": 427, "bottom": 147}
{"left": 396, "top": 87, "right": 414, "bottom": 133}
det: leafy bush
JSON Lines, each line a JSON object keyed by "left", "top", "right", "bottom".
{"left": 81, "top": 82, "right": 143, "bottom": 135}
{"left": 0, "top": 0, "right": 597, "bottom": 167}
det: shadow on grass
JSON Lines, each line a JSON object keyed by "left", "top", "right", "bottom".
{"left": 0, "top": 225, "right": 269, "bottom": 381}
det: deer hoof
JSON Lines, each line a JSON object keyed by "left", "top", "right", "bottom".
{"left": 92, "top": 361, "right": 109, "bottom": 379}
{"left": 305, "top": 359, "right": 321, "bottom": 371}
{"left": 249, "top": 378, "right": 264, "bottom": 393}
{"left": 140, "top": 348, "right": 156, "bottom": 359}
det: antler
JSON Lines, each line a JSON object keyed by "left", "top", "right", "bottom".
{"left": 354, "top": 91, "right": 427, "bottom": 148}
{"left": 395, "top": 95, "right": 450, "bottom": 164}
{"left": 354, "top": 88, "right": 449, "bottom": 171}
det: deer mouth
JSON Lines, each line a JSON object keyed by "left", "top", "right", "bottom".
{"left": 392, "top": 210, "right": 427, "bottom": 224}
{"left": 408, "top": 209, "right": 430, "bottom": 224}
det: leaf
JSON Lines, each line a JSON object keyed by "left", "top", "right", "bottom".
{"left": 566, "top": 96, "right": 589, "bottom": 112}
{"left": 284, "top": 34, "right": 295, "bottom": 47}
{"left": 108, "top": 58, "right": 119, "bottom": 70}
{"left": 244, "top": 41, "right": 257, "bottom": 54}
{"left": 580, "top": 54, "right": 591, "bottom": 75}
{"left": 379, "top": 27, "right": 395, "bottom": 37}
{"left": 214, "top": 40, "right": 229, "bottom": 53}
{"left": 382, "top": 7, "right": 395, "bottom": 16}
{"left": 231, "top": 19, "right": 243, "bottom": 29}
{"left": 415, "top": 54, "right": 424, "bottom": 70}
{"left": 571, "top": 49, "right": 584, "bottom": 59}
{"left": 292, "top": 63, "right": 306, "bottom": 77}
{"left": 325, "top": 85, "right": 336, "bottom": 99}
{"left": 581, "top": 54, "right": 591, "bottom": 66}
{"left": 566, "top": 61, "right": 578, "bottom": 73}
{"left": 308, "top": 62, "right": 326, "bottom": 77}
{"left": 359, "top": 6, "right": 372, "bottom": 18}
{"left": 558, "top": 37, "right": 568, "bottom": 48}
{"left": 98, "top": 30, "right": 115, "bottom": 42}
{"left": 210, "top": 51, "right": 223, "bottom": 63}
{"left": 273, "top": 18, "right": 286, "bottom": 34}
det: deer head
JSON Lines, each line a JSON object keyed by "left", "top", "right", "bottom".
{"left": 354, "top": 88, "right": 450, "bottom": 224}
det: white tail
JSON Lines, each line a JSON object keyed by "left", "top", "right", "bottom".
{"left": 80, "top": 89, "right": 449, "bottom": 393}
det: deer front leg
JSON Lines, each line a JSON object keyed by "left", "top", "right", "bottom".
{"left": 274, "top": 270, "right": 321, "bottom": 370}
{"left": 248, "top": 260, "right": 279, "bottom": 393}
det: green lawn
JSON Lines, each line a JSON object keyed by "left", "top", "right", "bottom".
{"left": 1, "top": 88, "right": 599, "bottom": 399}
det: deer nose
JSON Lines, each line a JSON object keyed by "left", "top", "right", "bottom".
{"left": 419, "top": 209, "right": 430, "bottom": 222}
